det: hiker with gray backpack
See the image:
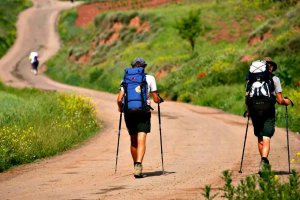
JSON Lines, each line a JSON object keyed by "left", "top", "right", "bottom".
{"left": 116, "top": 57, "right": 162, "bottom": 178}
{"left": 244, "top": 57, "right": 292, "bottom": 175}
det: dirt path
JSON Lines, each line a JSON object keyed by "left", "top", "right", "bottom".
{"left": 0, "top": 1, "right": 299, "bottom": 199}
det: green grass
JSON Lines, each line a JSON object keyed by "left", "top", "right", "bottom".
{"left": 47, "top": 1, "right": 300, "bottom": 132}
{"left": 203, "top": 165, "right": 300, "bottom": 200}
{"left": 0, "top": 0, "right": 32, "bottom": 58}
{"left": 0, "top": 83, "right": 100, "bottom": 172}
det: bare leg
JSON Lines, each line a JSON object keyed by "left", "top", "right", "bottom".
{"left": 130, "top": 134, "right": 138, "bottom": 162}
{"left": 258, "top": 136, "right": 271, "bottom": 158}
{"left": 130, "top": 132, "right": 147, "bottom": 162}
{"left": 258, "top": 137, "right": 263, "bottom": 157}
{"left": 136, "top": 132, "right": 147, "bottom": 162}
{"left": 261, "top": 136, "right": 271, "bottom": 158}
{"left": 131, "top": 132, "right": 147, "bottom": 178}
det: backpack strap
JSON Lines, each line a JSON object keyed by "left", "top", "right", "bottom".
{"left": 121, "top": 82, "right": 129, "bottom": 112}
{"left": 267, "top": 73, "right": 275, "bottom": 95}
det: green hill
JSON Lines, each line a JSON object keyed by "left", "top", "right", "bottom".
{"left": 46, "top": 0, "right": 300, "bottom": 132}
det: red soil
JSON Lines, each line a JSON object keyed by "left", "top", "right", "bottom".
{"left": 76, "top": 0, "right": 181, "bottom": 27}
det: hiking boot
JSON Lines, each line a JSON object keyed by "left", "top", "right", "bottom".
{"left": 134, "top": 163, "right": 143, "bottom": 178}
{"left": 258, "top": 157, "right": 270, "bottom": 176}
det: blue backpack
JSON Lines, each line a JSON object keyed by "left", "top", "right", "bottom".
{"left": 122, "top": 67, "right": 148, "bottom": 112}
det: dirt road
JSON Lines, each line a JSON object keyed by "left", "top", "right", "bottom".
{"left": 0, "top": 0, "right": 299, "bottom": 199}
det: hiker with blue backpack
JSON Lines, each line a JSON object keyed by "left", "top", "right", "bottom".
{"left": 245, "top": 57, "right": 292, "bottom": 175}
{"left": 117, "top": 57, "right": 161, "bottom": 178}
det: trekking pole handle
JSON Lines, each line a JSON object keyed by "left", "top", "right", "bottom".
{"left": 158, "top": 94, "right": 164, "bottom": 103}
{"left": 284, "top": 97, "right": 294, "bottom": 107}
{"left": 243, "top": 111, "right": 248, "bottom": 118}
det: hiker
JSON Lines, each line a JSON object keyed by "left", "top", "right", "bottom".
{"left": 245, "top": 57, "right": 292, "bottom": 175}
{"left": 117, "top": 57, "right": 161, "bottom": 178}
{"left": 28, "top": 51, "right": 39, "bottom": 75}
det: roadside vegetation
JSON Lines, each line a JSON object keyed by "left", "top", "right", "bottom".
{"left": 47, "top": 0, "right": 300, "bottom": 132}
{"left": 0, "top": 83, "right": 100, "bottom": 172}
{"left": 203, "top": 169, "right": 300, "bottom": 200}
{"left": 0, "top": 0, "right": 32, "bottom": 58}
{"left": 203, "top": 152, "right": 300, "bottom": 200}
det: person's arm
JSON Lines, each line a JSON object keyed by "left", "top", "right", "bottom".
{"left": 117, "top": 90, "right": 124, "bottom": 112}
{"left": 276, "top": 92, "right": 291, "bottom": 106}
{"left": 273, "top": 76, "right": 291, "bottom": 106}
{"left": 147, "top": 75, "right": 162, "bottom": 103}
{"left": 151, "top": 91, "right": 161, "bottom": 103}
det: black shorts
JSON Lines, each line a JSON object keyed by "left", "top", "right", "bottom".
{"left": 124, "top": 111, "right": 151, "bottom": 135}
{"left": 250, "top": 108, "right": 275, "bottom": 138}
{"left": 31, "top": 61, "right": 39, "bottom": 70}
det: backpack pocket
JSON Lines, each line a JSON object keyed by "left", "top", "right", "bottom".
{"left": 246, "top": 97, "right": 276, "bottom": 117}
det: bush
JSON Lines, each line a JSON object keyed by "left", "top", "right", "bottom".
{"left": 174, "top": 9, "right": 202, "bottom": 51}
{"left": 203, "top": 165, "right": 300, "bottom": 200}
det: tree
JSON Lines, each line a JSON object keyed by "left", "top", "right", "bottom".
{"left": 175, "top": 10, "right": 202, "bottom": 51}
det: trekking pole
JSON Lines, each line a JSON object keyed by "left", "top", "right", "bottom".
{"left": 239, "top": 111, "right": 250, "bottom": 173}
{"left": 284, "top": 97, "right": 294, "bottom": 174}
{"left": 158, "top": 94, "right": 165, "bottom": 174}
{"left": 115, "top": 111, "right": 123, "bottom": 174}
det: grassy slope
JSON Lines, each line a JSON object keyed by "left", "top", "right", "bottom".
{"left": 0, "top": 83, "right": 100, "bottom": 171}
{"left": 0, "top": 0, "right": 32, "bottom": 58}
{"left": 47, "top": 1, "right": 300, "bottom": 132}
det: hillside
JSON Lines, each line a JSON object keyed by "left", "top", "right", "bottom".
{"left": 46, "top": 0, "right": 300, "bottom": 132}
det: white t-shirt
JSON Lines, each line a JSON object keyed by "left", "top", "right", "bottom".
{"left": 29, "top": 52, "right": 38, "bottom": 63}
{"left": 145, "top": 75, "right": 157, "bottom": 93}
{"left": 272, "top": 75, "right": 282, "bottom": 95}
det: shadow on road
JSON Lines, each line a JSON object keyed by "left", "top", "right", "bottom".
{"left": 143, "top": 170, "right": 175, "bottom": 177}
{"left": 273, "top": 170, "right": 292, "bottom": 175}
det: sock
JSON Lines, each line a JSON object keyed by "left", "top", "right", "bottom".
{"left": 261, "top": 157, "right": 269, "bottom": 164}
{"left": 134, "top": 162, "right": 142, "bottom": 165}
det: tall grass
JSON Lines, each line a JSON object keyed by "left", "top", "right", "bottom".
{"left": 47, "top": 1, "right": 300, "bottom": 132}
{"left": 0, "top": 83, "right": 100, "bottom": 171}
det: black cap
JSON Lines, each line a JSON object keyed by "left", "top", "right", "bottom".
{"left": 264, "top": 57, "right": 277, "bottom": 72}
{"left": 131, "top": 57, "right": 147, "bottom": 67}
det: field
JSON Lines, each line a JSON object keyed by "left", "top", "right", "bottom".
{"left": 0, "top": 83, "right": 100, "bottom": 171}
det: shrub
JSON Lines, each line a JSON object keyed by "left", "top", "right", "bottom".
{"left": 174, "top": 9, "right": 202, "bottom": 51}
{"left": 203, "top": 166, "right": 300, "bottom": 200}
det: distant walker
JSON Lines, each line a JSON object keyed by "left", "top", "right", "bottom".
{"left": 28, "top": 51, "right": 39, "bottom": 76}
